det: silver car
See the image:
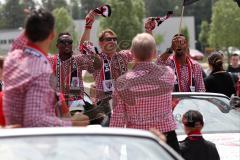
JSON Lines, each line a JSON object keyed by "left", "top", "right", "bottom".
{"left": 0, "top": 127, "right": 183, "bottom": 160}
{"left": 172, "top": 92, "right": 240, "bottom": 160}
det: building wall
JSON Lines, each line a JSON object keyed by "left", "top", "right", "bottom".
{"left": 0, "top": 29, "right": 22, "bottom": 55}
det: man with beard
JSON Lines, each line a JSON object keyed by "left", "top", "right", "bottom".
{"left": 156, "top": 34, "right": 205, "bottom": 92}
{"left": 144, "top": 19, "right": 205, "bottom": 92}
{"left": 48, "top": 32, "right": 102, "bottom": 107}
{"left": 80, "top": 11, "right": 134, "bottom": 124}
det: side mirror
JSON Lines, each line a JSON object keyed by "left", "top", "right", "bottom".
{"left": 230, "top": 95, "right": 240, "bottom": 109}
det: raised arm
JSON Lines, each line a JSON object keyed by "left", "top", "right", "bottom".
{"left": 80, "top": 10, "right": 96, "bottom": 46}
{"left": 156, "top": 48, "right": 173, "bottom": 65}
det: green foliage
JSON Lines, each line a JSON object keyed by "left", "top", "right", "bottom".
{"left": 41, "top": 0, "right": 67, "bottom": 12}
{"left": 24, "top": 0, "right": 37, "bottom": 10}
{"left": 100, "top": 0, "right": 145, "bottom": 50}
{"left": 50, "top": 8, "right": 77, "bottom": 54}
{"left": 80, "top": 0, "right": 103, "bottom": 18}
{"left": 199, "top": 21, "right": 209, "bottom": 48}
{"left": 154, "top": 34, "right": 164, "bottom": 45}
{"left": 181, "top": 26, "right": 189, "bottom": 43}
{"left": 0, "top": 0, "right": 25, "bottom": 29}
{"left": 71, "top": 0, "right": 81, "bottom": 19}
{"left": 208, "top": 0, "right": 240, "bottom": 49}
{"left": 144, "top": 0, "right": 178, "bottom": 16}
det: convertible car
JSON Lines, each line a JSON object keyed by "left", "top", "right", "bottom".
{"left": 0, "top": 127, "right": 183, "bottom": 160}
{"left": 172, "top": 92, "right": 240, "bottom": 160}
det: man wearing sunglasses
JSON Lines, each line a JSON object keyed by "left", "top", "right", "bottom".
{"left": 48, "top": 32, "right": 102, "bottom": 108}
{"left": 80, "top": 11, "right": 134, "bottom": 125}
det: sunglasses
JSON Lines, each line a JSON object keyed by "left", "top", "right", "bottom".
{"left": 103, "top": 37, "right": 117, "bottom": 42}
{"left": 58, "top": 39, "right": 73, "bottom": 45}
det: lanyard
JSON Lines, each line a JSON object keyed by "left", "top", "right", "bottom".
{"left": 173, "top": 56, "right": 194, "bottom": 92}
{"left": 100, "top": 54, "right": 112, "bottom": 81}
{"left": 55, "top": 55, "right": 78, "bottom": 92}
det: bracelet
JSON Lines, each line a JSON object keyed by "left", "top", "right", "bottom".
{"left": 85, "top": 25, "right": 92, "bottom": 29}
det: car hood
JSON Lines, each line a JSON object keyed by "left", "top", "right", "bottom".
{"left": 178, "top": 133, "right": 240, "bottom": 160}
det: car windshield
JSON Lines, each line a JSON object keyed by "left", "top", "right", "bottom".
{"left": 0, "top": 135, "right": 175, "bottom": 160}
{"left": 172, "top": 95, "right": 240, "bottom": 134}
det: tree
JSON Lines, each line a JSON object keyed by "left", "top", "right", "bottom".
{"left": 0, "top": 0, "right": 25, "bottom": 29}
{"left": 155, "top": 34, "right": 164, "bottom": 46}
{"left": 50, "top": 8, "right": 77, "bottom": 53}
{"left": 199, "top": 21, "right": 210, "bottom": 50}
{"left": 23, "top": 0, "right": 37, "bottom": 10}
{"left": 80, "top": 0, "right": 103, "bottom": 18}
{"left": 208, "top": 0, "right": 240, "bottom": 49}
{"left": 181, "top": 26, "right": 189, "bottom": 43}
{"left": 71, "top": 0, "right": 81, "bottom": 19}
{"left": 41, "top": 0, "right": 67, "bottom": 12}
{"left": 144, "top": 0, "right": 178, "bottom": 17}
{"left": 100, "top": 0, "right": 145, "bottom": 50}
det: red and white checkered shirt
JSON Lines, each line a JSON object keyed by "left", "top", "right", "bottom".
{"left": 156, "top": 56, "right": 206, "bottom": 92}
{"left": 3, "top": 44, "right": 72, "bottom": 127}
{"left": 93, "top": 50, "right": 133, "bottom": 101}
{"left": 48, "top": 53, "right": 95, "bottom": 97}
{"left": 10, "top": 32, "right": 28, "bottom": 51}
{"left": 110, "top": 62, "right": 177, "bottom": 133}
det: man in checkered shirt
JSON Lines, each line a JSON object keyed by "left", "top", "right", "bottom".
{"left": 110, "top": 33, "right": 180, "bottom": 152}
{"left": 3, "top": 9, "right": 89, "bottom": 127}
{"left": 145, "top": 19, "right": 205, "bottom": 92}
{"left": 80, "top": 11, "right": 134, "bottom": 125}
{"left": 48, "top": 32, "right": 102, "bottom": 106}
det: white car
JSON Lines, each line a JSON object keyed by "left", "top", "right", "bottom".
{"left": 172, "top": 92, "right": 240, "bottom": 160}
{"left": 0, "top": 127, "right": 183, "bottom": 160}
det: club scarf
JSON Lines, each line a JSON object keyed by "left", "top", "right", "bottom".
{"left": 173, "top": 56, "right": 195, "bottom": 92}
{"left": 100, "top": 53, "right": 113, "bottom": 93}
{"left": 53, "top": 55, "right": 78, "bottom": 94}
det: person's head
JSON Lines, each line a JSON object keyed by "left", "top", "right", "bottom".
{"left": 130, "top": 33, "right": 156, "bottom": 62}
{"left": 208, "top": 51, "right": 224, "bottom": 73}
{"left": 24, "top": 9, "right": 55, "bottom": 45}
{"left": 56, "top": 32, "right": 73, "bottom": 56}
{"left": 171, "top": 34, "right": 188, "bottom": 57}
{"left": 98, "top": 29, "right": 118, "bottom": 55}
{"left": 182, "top": 110, "right": 204, "bottom": 134}
{"left": 230, "top": 53, "right": 239, "bottom": 68}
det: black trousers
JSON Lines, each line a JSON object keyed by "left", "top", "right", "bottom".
{"left": 164, "top": 130, "right": 180, "bottom": 153}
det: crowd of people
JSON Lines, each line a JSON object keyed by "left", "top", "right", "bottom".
{"left": 2, "top": 7, "right": 240, "bottom": 160}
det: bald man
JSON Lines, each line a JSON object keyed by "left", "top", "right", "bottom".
{"left": 110, "top": 33, "right": 179, "bottom": 152}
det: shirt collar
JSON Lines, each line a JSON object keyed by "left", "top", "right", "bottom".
{"left": 27, "top": 42, "right": 48, "bottom": 57}
{"left": 133, "top": 62, "right": 155, "bottom": 70}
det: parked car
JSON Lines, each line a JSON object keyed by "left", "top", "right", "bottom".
{"left": 172, "top": 92, "right": 240, "bottom": 160}
{"left": 0, "top": 127, "right": 183, "bottom": 160}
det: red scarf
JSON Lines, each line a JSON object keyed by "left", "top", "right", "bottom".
{"left": 187, "top": 130, "right": 202, "bottom": 141}
{"left": 173, "top": 56, "right": 194, "bottom": 92}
